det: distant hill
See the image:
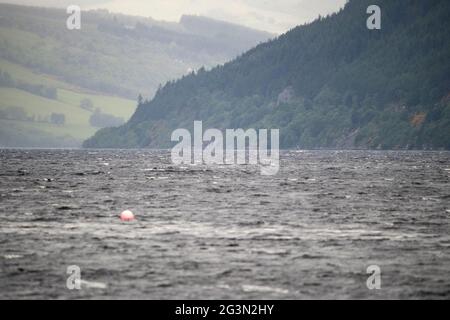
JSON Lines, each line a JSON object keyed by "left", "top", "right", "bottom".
{"left": 85, "top": 0, "right": 450, "bottom": 150}
{"left": 0, "top": 4, "right": 273, "bottom": 147}
{"left": 0, "top": 4, "right": 273, "bottom": 99}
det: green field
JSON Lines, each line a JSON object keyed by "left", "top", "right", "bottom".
{"left": 0, "top": 58, "right": 72, "bottom": 89}
{"left": 0, "top": 58, "right": 137, "bottom": 147}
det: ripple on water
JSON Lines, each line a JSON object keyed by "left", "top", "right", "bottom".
{"left": 242, "top": 285, "right": 289, "bottom": 295}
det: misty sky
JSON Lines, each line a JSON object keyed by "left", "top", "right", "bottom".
{"left": 0, "top": 0, "right": 347, "bottom": 33}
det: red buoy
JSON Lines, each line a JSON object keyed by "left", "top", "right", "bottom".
{"left": 120, "top": 210, "right": 135, "bottom": 222}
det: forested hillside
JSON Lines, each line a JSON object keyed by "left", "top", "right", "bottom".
{"left": 85, "top": 0, "right": 450, "bottom": 150}
{"left": 0, "top": 3, "right": 271, "bottom": 147}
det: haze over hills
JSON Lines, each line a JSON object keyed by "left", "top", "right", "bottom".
{"left": 85, "top": 0, "right": 450, "bottom": 150}
{"left": 0, "top": 3, "right": 273, "bottom": 147}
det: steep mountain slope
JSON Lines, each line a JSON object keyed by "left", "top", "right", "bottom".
{"left": 85, "top": 0, "right": 450, "bottom": 150}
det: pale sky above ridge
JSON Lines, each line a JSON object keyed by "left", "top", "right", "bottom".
{"left": 0, "top": 0, "right": 347, "bottom": 34}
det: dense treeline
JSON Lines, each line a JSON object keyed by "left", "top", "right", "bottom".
{"left": 0, "top": 105, "right": 65, "bottom": 125}
{"left": 85, "top": 0, "right": 450, "bottom": 149}
{"left": 89, "top": 108, "right": 124, "bottom": 128}
{"left": 0, "top": 69, "right": 57, "bottom": 99}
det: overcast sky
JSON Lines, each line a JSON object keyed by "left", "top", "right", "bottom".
{"left": 1, "top": 0, "right": 347, "bottom": 33}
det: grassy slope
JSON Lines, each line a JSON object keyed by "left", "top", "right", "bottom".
{"left": 0, "top": 58, "right": 136, "bottom": 146}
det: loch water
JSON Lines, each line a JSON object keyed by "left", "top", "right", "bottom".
{"left": 0, "top": 149, "right": 449, "bottom": 299}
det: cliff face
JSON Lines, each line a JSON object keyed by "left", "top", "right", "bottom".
{"left": 85, "top": 0, "right": 450, "bottom": 150}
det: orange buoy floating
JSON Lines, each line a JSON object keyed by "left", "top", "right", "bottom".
{"left": 120, "top": 210, "right": 135, "bottom": 222}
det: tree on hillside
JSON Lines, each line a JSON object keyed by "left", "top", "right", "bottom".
{"left": 80, "top": 98, "right": 94, "bottom": 112}
{"left": 89, "top": 108, "right": 125, "bottom": 128}
{"left": 0, "top": 70, "right": 14, "bottom": 87}
{"left": 50, "top": 113, "right": 65, "bottom": 125}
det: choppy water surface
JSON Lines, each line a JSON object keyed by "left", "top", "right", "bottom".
{"left": 0, "top": 149, "right": 449, "bottom": 299}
